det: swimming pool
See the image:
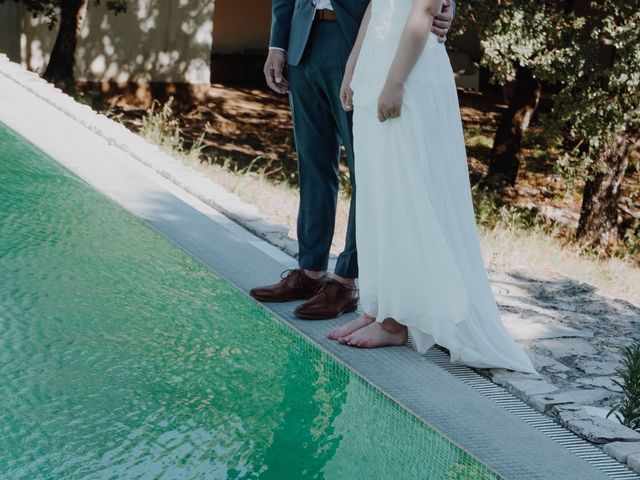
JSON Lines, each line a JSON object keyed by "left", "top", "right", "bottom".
{"left": 0, "top": 123, "right": 500, "bottom": 478}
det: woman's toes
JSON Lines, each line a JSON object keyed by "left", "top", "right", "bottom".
{"left": 339, "top": 321, "right": 408, "bottom": 349}
{"left": 330, "top": 315, "right": 376, "bottom": 342}
{"left": 330, "top": 326, "right": 348, "bottom": 340}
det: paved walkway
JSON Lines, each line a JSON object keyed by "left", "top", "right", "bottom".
{"left": 492, "top": 268, "right": 639, "bottom": 406}
{"left": 489, "top": 268, "right": 640, "bottom": 446}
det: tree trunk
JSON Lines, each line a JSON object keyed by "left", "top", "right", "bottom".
{"left": 577, "top": 136, "right": 630, "bottom": 249}
{"left": 43, "top": 0, "right": 89, "bottom": 90}
{"left": 486, "top": 65, "right": 542, "bottom": 186}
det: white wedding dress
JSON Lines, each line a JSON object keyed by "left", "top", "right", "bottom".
{"left": 350, "top": 0, "right": 536, "bottom": 373}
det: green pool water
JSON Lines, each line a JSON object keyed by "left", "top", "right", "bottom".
{"left": 0, "top": 124, "right": 500, "bottom": 480}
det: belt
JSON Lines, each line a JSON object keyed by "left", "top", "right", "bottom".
{"left": 314, "top": 9, "right": 338, "bottom": 21}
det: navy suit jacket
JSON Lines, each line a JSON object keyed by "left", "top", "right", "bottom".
{"left": 270, "top": 0, "right": 370, "bottom": 66}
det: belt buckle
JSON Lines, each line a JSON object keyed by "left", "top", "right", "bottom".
{"left": 315, "top": 9, "right": 333, "bottom": 21}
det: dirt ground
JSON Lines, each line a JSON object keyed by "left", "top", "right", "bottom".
{"left": 97, "top": 83, "right": 639, "bottom": 255}
{"left": 86, "top": 83, "right": 640, "bottom": 304}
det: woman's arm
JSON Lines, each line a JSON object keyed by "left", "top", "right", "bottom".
{"left": 378, "top": 0, "right": 443, "bottom": 122}
{"left": 340, "top": 2, "right": 373, "bottom": 111}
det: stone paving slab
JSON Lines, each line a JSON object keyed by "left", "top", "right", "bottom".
{"left": 530, "top": 389, "right": 616, "bottom": 413}
{"left": 604, "top": 442, "right": 640, "bottom": 463}
{"left": 485, "top": 269, "right": 640, "bottom": 471}
{"left": 552, "top": 404, "right": 640, "bottom": 444}
{"left": 491, "top": 270, "right": 640, "bottom": 402}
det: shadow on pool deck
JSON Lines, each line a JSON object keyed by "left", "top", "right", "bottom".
{"left": 490, "top": 268, "right": 640, "bottom": 405}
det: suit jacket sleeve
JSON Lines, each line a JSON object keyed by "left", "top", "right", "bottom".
{"left": 269, "top": 0, "right": 296, "bottom": 50}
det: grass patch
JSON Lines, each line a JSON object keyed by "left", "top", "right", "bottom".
{"left": 471, "top": 184, "right": 547, "bottom": 232}
{"left": 140, "top": 98, "right": 205, "bottom": 163}
{"left": 128, "top": 93, "right": 640, "bottom": 305}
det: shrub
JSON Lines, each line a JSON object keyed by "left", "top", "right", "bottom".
{"left": 608, "top": 344, "right": 640, "bottom": 431}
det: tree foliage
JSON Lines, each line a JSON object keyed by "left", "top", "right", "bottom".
{"left": 453, "top": 2, "right": 574, "bottom": 186}
{"left": 456, "top": 0, "right": 640, "bottom": 247}
{"left": 551, "top": 3, "right": 640, "bottom": 177}
{"left": 456, "top": 1, "right": 575, "bottom": 86}
{"left": 456, "top": 0, "right": 640, "bottom": 151}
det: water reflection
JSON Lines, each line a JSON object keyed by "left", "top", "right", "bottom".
{"left": 0, "top": 124, "right": 498, "bottom": 480}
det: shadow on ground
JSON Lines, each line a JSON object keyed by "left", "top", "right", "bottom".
{"left": 492, "top": 267, "right": 640, "bottom": 408}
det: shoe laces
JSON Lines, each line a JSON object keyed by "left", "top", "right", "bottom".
{"left": 280, "top": 268, "right": 306, "bottom": 286}
{"left": 317, "top": 280, "right": 357, "bottom": 299}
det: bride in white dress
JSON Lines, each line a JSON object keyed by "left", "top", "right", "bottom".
{"left": 327, "top": 0, "right": 537, "bottom": 374}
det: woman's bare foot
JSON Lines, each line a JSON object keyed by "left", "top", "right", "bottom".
{"left": 340, "top": 318, "right": 408, "bottom": 348}
{"left": 327, "top": 314, "right": 375, "bottom": 341}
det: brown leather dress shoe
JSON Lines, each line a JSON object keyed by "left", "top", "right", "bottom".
{"left": 250, "top": 269, "right": 328, "bottom": 302}
{"left": 294, "top": 280, "right": 359, "bottom": 320}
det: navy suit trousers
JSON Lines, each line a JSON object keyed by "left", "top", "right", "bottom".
{"left": 288, "top": 20, "right": 358, "bottom": 278}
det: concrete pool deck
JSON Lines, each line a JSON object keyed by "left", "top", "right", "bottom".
{"left": 1, "top": 55, "right": 639, "bottom": 479}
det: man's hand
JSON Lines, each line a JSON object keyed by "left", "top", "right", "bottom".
{"left": 432, "top": 0, "right": 454, "bottom": 44}
{"left": 264, "top": 49, "right": 289, "bottom": 94}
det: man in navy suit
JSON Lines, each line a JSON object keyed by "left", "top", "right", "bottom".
{"left": 251, "top": 0, "right": 454, "bottom": 319}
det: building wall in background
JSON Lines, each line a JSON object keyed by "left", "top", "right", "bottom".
{"left": 0, "top": 0, "right": 482, "bottom": 88}
{"left": 212, "top": 0, "right": 271, "bottom": 55}
{"left": 210, "top": 1, "right": 482, "bottom": 59}
{"left": 209, "top": 1, "right": 480, "bottom": 88}
{"left": 0, "top": 0, "right": 214, "bottom": 84}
